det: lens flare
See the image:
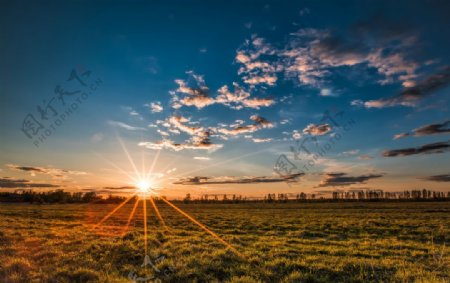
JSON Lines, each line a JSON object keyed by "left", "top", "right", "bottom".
{"left": 93, "top": 135, "right": 243, "bottom": 258}
{"left": 136, "top": 180, "right": 151, "bottom": 193}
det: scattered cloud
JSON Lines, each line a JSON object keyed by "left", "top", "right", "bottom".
{"left": 102, "top": 186, "right": 136, "bottom": 191}
{"left": 235, "top": 36, "right": 278, "bottom": 87}
{"left": 170, "top": 72, "right": 214, "bottom": 109}
{"left": 361, "top": 67, "right": 450, "bottom": 108}
{"left": 382, "top": 141, "right": 450, "bottom": 157}
{"left": 317, "top": 172, "right": 383, "bottom": 187}
{"left": 171, "top": 72, "right": 274, "bottom": 110}
{"left": 148, "top": 102, "right": 164, "bottom": 113}
{"left": 138, "top": 133, "right": 223, "bottom": 152}
{"left": 193, "top": 156, "right": 210, "bottom": 160}
{"left": 292, "top": 130, "right": 302, "bottom": 139}
{"left": 0, "top": 177, "right": 59, "bottom": 188}
{"left": 394, "top": 120, "right": 450, "bottom": 139}
{"left": 252, "top": 138, "right": 272, "bottom": 143}
{"left": 218, "top": 115, "right": 274, "bottom": 136}
{"left": 319, "top": 88, "right": 339, "bottom": 97}
{"left": 169, "top": 115, "right": 204, "bottom": 136}
{"left": 420, "top": 174, "right": 450, "bottom": 182}
{"left": 108, "top": 120, "right": 146, "bottom": 131}
{"left": 340, "top": 149, "right": 360, "bottom": 156}
{"left": 216, "top": 83, "right": 274, "bottom": 109}
{"left": 7, "top": 164, "right": 87, "bottom": 178}
{"left": 303, "top": 123, "right": 331, "bottom": 136}
{"left": 174, "top": 173, "right": 304, "bottom": 185}
{"left": 129, "top": 110, "right": 142, "bottom": 119}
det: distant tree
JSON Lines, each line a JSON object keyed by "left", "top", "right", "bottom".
{"left": 183, "top": 193, "right": 191, "bottom": 203}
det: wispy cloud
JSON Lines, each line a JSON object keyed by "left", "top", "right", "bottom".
{"left": 108, "top": 120, "right": 146, "bottom": 131}
{"left": 139, "top": 136, "right": 223, "bottom": 152}
{"left": 317, "top": 172, "right": 383, "bottom": 187}
{"left": 394, "top": 120, "right": 450, "bottom": 139}
{"left": 235, "top": 18, "right": 423, "bottom": 92}
{"left": 383, "top": 141, "right": 450, "bottom": 157}
{"left": 218, "top": 115, "right": 274, "bottom": 136}
{"left": 420, "top": 174, "right": 450, "bottom": 182}
{"left": 252, "top": 137, "right": 272, "bottom": 143}
{"left": 7, "top": 164, "right": 87, "bottom": 178}
{"left": 359, "top": 67, "right": 450, "bottom": 108}
{"left": 0, "top": 177, "right": 59, "bottom": 188}
{"left": 193, "top": 156, "right": 210, "bottom": 160}
{"left": 174, "top": 173, "right": 303, "bottom": 185}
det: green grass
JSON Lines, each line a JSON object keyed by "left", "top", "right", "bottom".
{"left": 0, "top": 201, "right": 448, "bottom": 282}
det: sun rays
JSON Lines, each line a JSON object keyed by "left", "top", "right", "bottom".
{"left": 91, "top": 136, "right": 243, "bottom": 259}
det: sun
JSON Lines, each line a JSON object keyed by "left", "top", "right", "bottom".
{"left": 136, "top": 180, "right": 152, "bottom": 193}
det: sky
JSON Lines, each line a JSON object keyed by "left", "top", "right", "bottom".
{"left": 1, "top": 0, "right": 449, "bottom": 198}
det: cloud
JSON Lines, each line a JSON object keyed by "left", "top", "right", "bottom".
{"left": 193, "top": 156, "right": 210, "bottom": 160}
{"left": 170, "top": 72, "right": 214, "bottom": 109}
{"left": 235, "top": 36, "right": 278, "bottom": 87}
{"left": 171, "top": 72, "right": 275, "bottom": 110}
{"left": 218, "top": 115, "right": 274, "bottom": 136}
{"left": 252, "top": 138, "right": 272, "bottom": 143}
{"left": 83, "top": 186, "right": 136, "bottom": 194}
{"left": 340, "top": 149, "right": 360, "bottom": 156}
{"left": 303, "top": 123, "right": 331, "bottom": 136}
{"left": 216, "top": 83, "right": 274, "bottom": 109}
{"left": 278, "top": 20, "right": 420, "bottom": 88}
{"left": 148, "top": 102, "right": 164, "bottom": 113}
{"left": 358, "top": 154, "right": 373, "bottom": 160}
{"left": 320, "top": 88, "right": 339, "bottom": 97}
{"left": 169, "top": 115, "right": 204, "bottom": 136}
{"left": 129, "top": 110, "right": 144, "bottom": 120}
{"left": 393, "top": 132, "right": 410, "bottom": 140}
{"left": 362, "top": 67, "right": 450, "bottom": 108}
{"left": 102, "top": 186, "right": 136, "bottom": 191}
{"left": 292, "top": 130, "right": 302, "bottom": 139}
{"left": 138, "top": 134, "right": 223, "bottom": 152}
{"left": 420, "top": 174, "right": 450, "bottom": 182}
{"left": 7, "top": 164, "right": 87, "bottom": 178}
{"left": 174, "top": 173, "right": 304, "bottom": 185}
{"left": 0, "top": 177, "right": 59, "bottom": 188}
{"left": 394, "top": 120, "right": 450, "bottom": 139}
{"left": 382, "top": 141, "right": 450, "bottom": 157}
{"left": 143, "top": 115, "right": 227, "bottom": 151}
{"left": 317, "top": 172, "right": 383, "bottom": 187}
{"left": 108, "top": 120, "right": 146, "bottom": 131}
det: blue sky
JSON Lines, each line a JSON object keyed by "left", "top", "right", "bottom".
{"left": 1, "top": 0, "right": 449, "bottom": 197}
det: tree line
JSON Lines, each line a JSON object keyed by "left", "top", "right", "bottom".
{"left": 0, "top": 190, "right": 126, "bottom": 204}
{"left": 0, "top": 189, "right": 448, "bottom": 204}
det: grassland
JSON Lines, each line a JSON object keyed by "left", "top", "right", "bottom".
{"left": 0, "top": 201, "right": 448, "bottom": 283}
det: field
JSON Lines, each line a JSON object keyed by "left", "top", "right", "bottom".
{"left": 0, "top": 201, "right": 449, "bottom": 283}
